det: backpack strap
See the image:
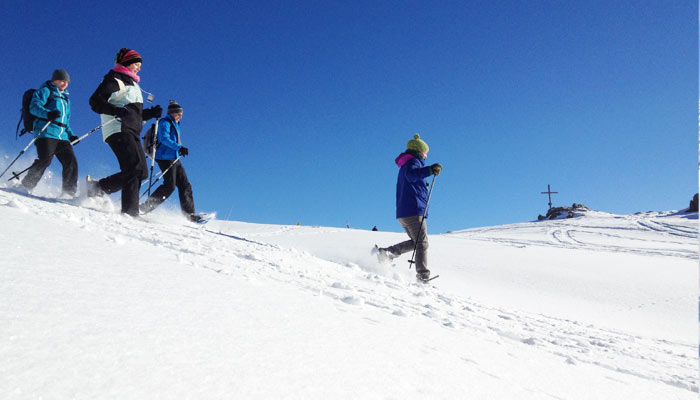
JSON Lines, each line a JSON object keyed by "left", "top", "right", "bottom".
{"left": 50, "top": 92, "right": 68, "bottom": 101}
{"left": 34, "top": 117, "right": 67, "bottom": 128}
{"left": 15, "top": 109, "right": 22, "bottom": 140}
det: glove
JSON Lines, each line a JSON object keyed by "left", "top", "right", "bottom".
{"left": 431, "top": 163, "right": 442, "bottom": 176}
{"left": 179, "top": 147, "right": 189, "bottom": 157}
{"left": 69, "top": 135, "right": 79, "bottom": 145}
{"left": 149, "top": 105, "right": 163, "bottom": 119}
{"left": 47, "top": 110, "right": 61, "bottom": 121}
{"left": 115, "top": 107, "right": 130, "bottom": 120}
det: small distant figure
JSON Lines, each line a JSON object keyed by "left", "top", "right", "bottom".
{"left": 689, "top": 193, "right": 698, "bottom": 212}
{"left": 371, "top": 226, "right": 378, "bottom": 231}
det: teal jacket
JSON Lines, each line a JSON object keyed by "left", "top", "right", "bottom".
{"left": 30, "top": 81, "right": 74, "bottom": 140}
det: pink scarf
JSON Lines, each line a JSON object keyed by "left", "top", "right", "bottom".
{"left": 112, "top": 64, "right": 140, "bottom": 83}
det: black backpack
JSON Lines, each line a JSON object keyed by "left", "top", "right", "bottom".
{"left": 142, "top": 123, "right": 159, "bottom": 158}
{"left": 15, "top": 89, "right": 37, "bottom": 139}
{"left": 142, "top": 119, "right": 175, "bottom": 159}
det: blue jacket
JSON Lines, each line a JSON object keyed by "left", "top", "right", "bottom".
{"left": 155, "top": 115, "right": 182, "bottom": 160}
{"left": 30, "top": 81, "right": 74, "bottom": 140}
{"left": 395, "top": 152, "right": 433, "bottom": 219}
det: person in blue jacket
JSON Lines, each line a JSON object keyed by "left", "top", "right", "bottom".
{"left": 375, "top": 134, "right": 442, "bottom": 281}
{"left": 21, "top": 69, "right": 79, "bottom": 196}
{"left": 140, "top": 100, "right": 203, "bottom": 222}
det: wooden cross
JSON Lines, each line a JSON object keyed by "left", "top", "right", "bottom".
{"left": 541, "top": 184, "right": 558, "bottom": 210}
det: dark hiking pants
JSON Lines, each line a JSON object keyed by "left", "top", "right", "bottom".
{"left": 22, "top": 138, "right": 78, "bottom": 195}
{"left": 142, "top": 159, "right": 195, "bottom": 215}
{"left": 99, "top": 133, "right": 148, "bottom": 216}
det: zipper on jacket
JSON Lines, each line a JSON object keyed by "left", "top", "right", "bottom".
{"left": 55, "top": 88, "right": 66, "bottom": 139}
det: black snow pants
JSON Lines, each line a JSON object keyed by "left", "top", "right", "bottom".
{"left": 141, "top": 159, "right": 195, "bottom": 215}
{"left": 99, "top": 133, "right": 148, "bottom": 216}
{"left": 22, "top": 137, "right": 78, "bottom": 195}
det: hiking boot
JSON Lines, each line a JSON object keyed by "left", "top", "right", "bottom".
{"left": 416, "top": 270, "right": 431, "bottom": 282}
{"left": 86, "top": 175, "right": 104, "bottom": 197}
{"left": 188, "top": 213, "right": 204, "bottom": 223}
{"left": 372, "top": 246, "right": 395, "bottom": 263}
{"left": 139, "top": 201, "right": 155, "bottom": 215}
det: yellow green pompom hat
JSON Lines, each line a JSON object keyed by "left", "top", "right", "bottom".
{"left": 406, "top": 134, "right": 429, "bottom": 153}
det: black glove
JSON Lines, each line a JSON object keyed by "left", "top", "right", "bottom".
{"left": 179, "top": 147, "right": 189, "bottom": 157}
{"left": 115, "top": 107, "right": 130, "bottom": 120}
{"left": 431, "top": 163, "right": 442, "bottom": 176}
{"left": 47, "top": 110, "right": 61, "bottom": 121}
{"left": 149, "top": 105, "right": 163, "bottom": 119}
{"left": 69, "top": 135, "right": 79, "bottom": 145}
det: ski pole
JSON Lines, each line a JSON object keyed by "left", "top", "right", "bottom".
{"left": 408, "top": 174, "right": 437, "bottom": 269}
{"left": 139, "top": 156, "right": 182, "bottom": 199}
{"left": 147, "top": 118, "right": 159, "bottom": 196}
{"left": 7, "top": 165, "right": 32, "bottom": 181}
{"left": 0, "top": 120, "right": 52, "bottom": 180}
{"left": 70, "top": 118, "right": 117, "bottom": 146}
{"left": 8, "top": 119, "right": 118, "bottom": 180}
{"left": 141, "top": 155, "right": 179, "bottom": 187}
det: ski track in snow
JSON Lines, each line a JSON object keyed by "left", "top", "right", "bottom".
{"left": 1, "top": 188, "right": 697, "bottom": 395}
{"left": 447, "top": 210, "right": 698, "bottom": 260}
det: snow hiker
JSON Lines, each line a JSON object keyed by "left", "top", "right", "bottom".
{"left": 139, "top": 100, "right": 204, "bottom": 222}
{"left": 374, "top": 134, "right": 442, "bottom": 281}
{"left": 20, "top": 69, "right": 79, "bottom": 196}
{"left": 86, "top": 48, "right": 162, "bottom": 216}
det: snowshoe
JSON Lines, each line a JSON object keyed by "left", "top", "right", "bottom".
{"left": 86, "top": 175, "right": 104, "bottom": 197}
{"left": 416, "top": 270, "right": 436, "bottom": 283}
{"left": 372, "top": 244, "right": 395, "bottom": 263}
{"left": 189, "top": 212, "right": 214, "bottom": 225}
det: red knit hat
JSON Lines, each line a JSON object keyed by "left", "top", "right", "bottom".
{"left": 115, "top": 48, "right": 142, "bottom": 66}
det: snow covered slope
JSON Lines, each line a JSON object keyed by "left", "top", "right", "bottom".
{"left": 0, "top": 187, "right": 697, "bottom": 399}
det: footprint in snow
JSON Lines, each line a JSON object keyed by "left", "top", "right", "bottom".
{"left": 392, "top": 310, "right": 407, "bottom": 317}
{"left": 6, "top": 198, "right": 29, "bottom": 212}
{"left": 331, "top": 282, "right": 353, "bottom": 290}
{"left": 341, "top": 295, "right": 364, "bottom": 306}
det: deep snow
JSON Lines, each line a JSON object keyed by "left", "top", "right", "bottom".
{"left": 0, "top": 185, "right": 697, "bottom": 399}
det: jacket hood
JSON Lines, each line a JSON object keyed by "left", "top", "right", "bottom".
{"left": 395, "top": 153, "right": 415, "bottom": 167}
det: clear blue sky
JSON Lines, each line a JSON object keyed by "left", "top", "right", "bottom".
{"left": 0, "top": 0, "right": 696, "bottom": 233}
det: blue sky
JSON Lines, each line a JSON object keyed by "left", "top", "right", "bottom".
{"left": 0, "top": 1, "right": 696, "bottom": 233}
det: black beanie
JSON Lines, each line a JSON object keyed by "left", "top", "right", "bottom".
{"left": 51, "top": 69, "right": 70, "bottom": 82}
{"left": 168, "top": 100, "right": 183, "bottom": 114}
